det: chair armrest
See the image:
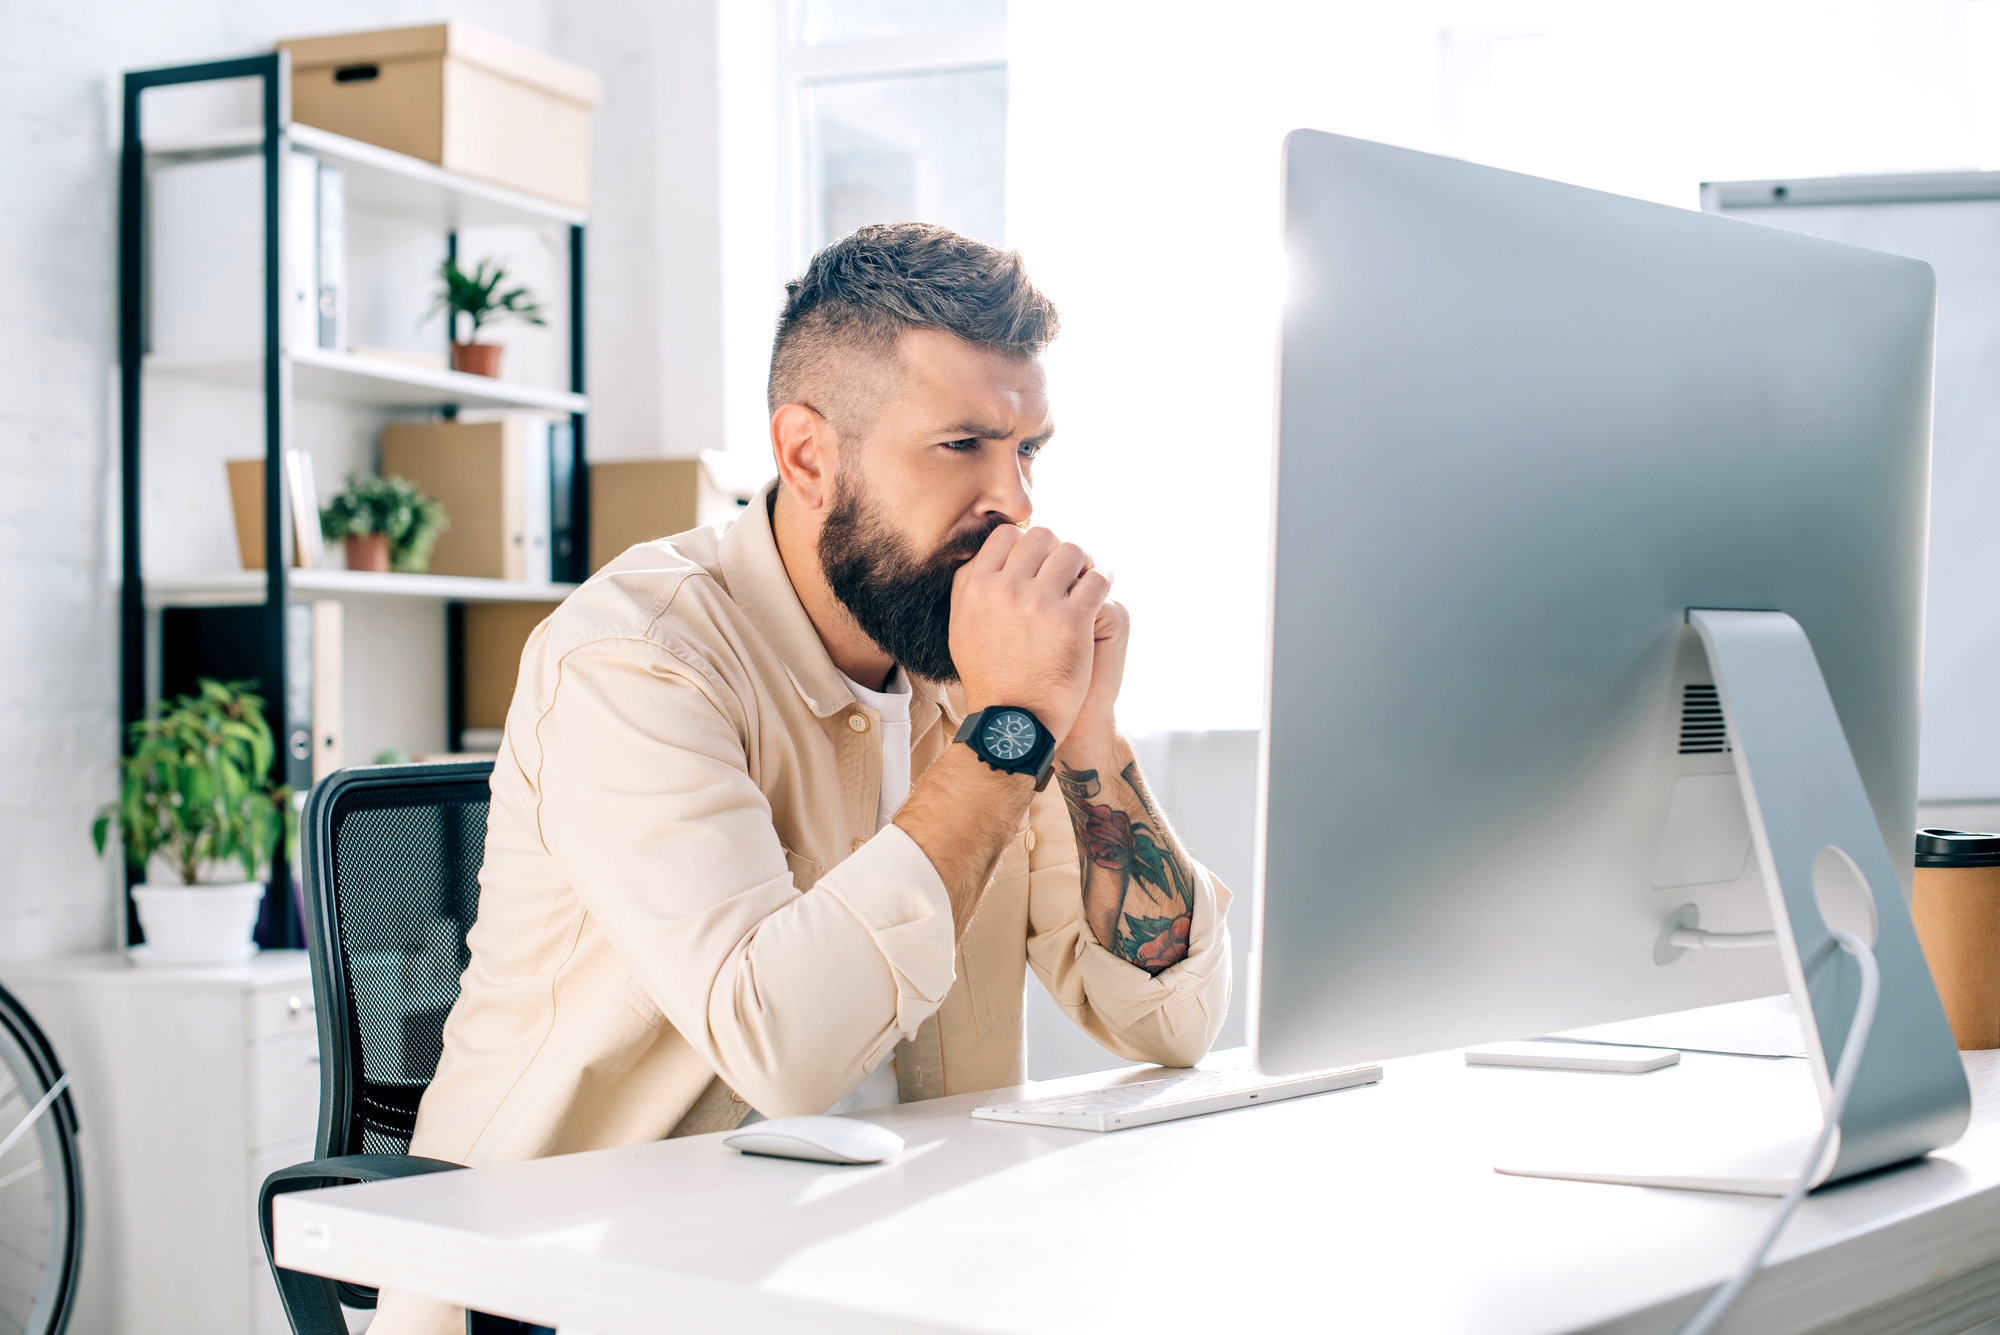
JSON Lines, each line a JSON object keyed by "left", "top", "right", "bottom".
{"left": 260, "top": 1153, "right": 464, "bottom": 1335}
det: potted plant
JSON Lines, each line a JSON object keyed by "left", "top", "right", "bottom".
{"left": 92, "top": 679, "right": 295, "bottom": 965}
{"left": 320, "top": 473, "right": 448, "bottom": 573}
{"left": 431, "top": 256, "right": 545, "bottom": 377}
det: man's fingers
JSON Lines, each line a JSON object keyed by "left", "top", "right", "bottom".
{"left": 1035, "top": 541, "right": 1092, "bottom": 592}
{"left": 1093, "top": 596, "right": 1129, "bottom": 639}
{"left": 963, "top": 522, "right": 1021, "bottom": 574}
{"left": 1071, "top": 568, "right": 1114, "bottom": 614}
{"left": 1001, "top": 525, "right": 1060, "bottom": 577}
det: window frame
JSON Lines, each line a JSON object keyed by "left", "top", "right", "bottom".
{"left": 774, "top": 0, "right": 1008, "bottom": 264}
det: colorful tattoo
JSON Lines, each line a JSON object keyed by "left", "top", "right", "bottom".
{"left": 1057, "top": 762, "right": 1196, "bottom": 975}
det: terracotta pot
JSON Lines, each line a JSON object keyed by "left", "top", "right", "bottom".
{"left": 451, "top": 341, "right": 504, "bottom": 377}
{"left": 345, "top": 533, "right": 391, "bottom": 573}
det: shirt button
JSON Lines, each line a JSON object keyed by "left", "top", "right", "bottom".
{"left": 1024, "top": 830, "right": 1037, "bottom": 852}
{"left": 848, "top": 713, "right": 869, "bottom": 733}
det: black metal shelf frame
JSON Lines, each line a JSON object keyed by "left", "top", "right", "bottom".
{"left": 118, "top": 52, "right": 589, "bottom": 947}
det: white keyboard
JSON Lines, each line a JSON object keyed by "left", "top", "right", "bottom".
{"left": 971, "top": 1062, "right": 1383, "bottom": 1132}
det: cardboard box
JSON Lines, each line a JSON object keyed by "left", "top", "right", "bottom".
{"left": 277, "top": 23, "right": 600, "bottom": 209}
{"left": 589, "top": 460, "right": 701, "bottom": 573}
{"left": 588, "top": 457, "right": 762, "bottom": 573}
{"left": 380, "top": 420, "right": 526, "bottom": 580}
{"left": 461, "top": 601, "right": 560, "bottom": 731}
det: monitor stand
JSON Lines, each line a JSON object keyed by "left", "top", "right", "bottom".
{"left": 1495, "top": 609, "right": 1969, "bottom": 1196}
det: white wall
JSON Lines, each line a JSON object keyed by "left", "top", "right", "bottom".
{"left": 0, "top": 0, "right": 728, "bottom": 959}
{"left": 553, "top": 0, "right": 728, "bottom": 461}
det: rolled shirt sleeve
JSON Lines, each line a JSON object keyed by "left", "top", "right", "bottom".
{"left": 1022, "top": 785, "right": 1234, "bottom": 1069}
{"left": 533, "top": 636, "right": 955, "bottom": 1117}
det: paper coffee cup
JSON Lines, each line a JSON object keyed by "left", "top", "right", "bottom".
{"left": 1912, "top": 828, "right": 2000, "bottom": 1051}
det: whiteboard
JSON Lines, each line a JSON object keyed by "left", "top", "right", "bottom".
{"left": 1706, "top": 173, "right": 2000, "bottom": 802}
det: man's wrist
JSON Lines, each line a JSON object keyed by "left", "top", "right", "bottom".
{"left": 934, "top": 735, "right": 1038, "bottom": 793}
{"left": 897, "top": 744, "right": 1036, "bottom": 941}
{"left": 900, "top": 745, "right": 1036, "bottom": 835}
{"left": 1056, "top": 719, "right": 1121, "bottom": 765}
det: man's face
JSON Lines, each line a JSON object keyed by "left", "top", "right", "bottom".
{"left": 817, "top": 328, "right": 1054, "bottom": 683}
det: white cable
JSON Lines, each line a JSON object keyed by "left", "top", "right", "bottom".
{"left": 1675, "top": 930, "right": 1879, "bottom": 1335}
{"left": 1671, "top": 928, "right": 1779, "bottom": 950}
{"left": 0, "top": 1071, "right": 70, "bottom": 1163}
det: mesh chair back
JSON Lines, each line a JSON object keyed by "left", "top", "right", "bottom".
{"left": 302, "top": 762, "right": 493, "bottom": 1157}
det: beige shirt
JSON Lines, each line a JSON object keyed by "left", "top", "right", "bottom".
{"left": 375, "top": 481, "right": 1232, "bottom": 1332}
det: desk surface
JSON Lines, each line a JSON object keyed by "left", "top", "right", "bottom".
{"left": 277, "top": 1025, "right": 2000, "bottom": 1335}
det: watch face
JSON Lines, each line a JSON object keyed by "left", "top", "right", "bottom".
{"left": 981, "top": 709, "right": 1040, "bottom": 763}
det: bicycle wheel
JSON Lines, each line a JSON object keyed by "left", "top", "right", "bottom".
{"left": 0, "top": 985, "right": 81, "bottom": 1335}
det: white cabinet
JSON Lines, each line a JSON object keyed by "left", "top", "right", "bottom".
{"left": 1, "top": 951, "right": 318, "bottom": 1335}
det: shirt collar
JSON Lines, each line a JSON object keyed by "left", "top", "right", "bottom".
{"left": 718, "top": 479, "right": 855, "bottom": 718}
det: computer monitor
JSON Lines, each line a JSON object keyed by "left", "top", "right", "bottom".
{"left": 1254, "top": 131, "right": 1940, "bottom": 1091}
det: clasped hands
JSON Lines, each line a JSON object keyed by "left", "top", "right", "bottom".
{"left": 947, "top": 524, "right": 1127, "bottom": 754}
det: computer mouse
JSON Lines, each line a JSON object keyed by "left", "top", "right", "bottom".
{"left": 722, "top": 1115, "right": 905, "bottom": 1165}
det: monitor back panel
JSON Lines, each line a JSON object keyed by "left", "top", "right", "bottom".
{"left": 1256, "top": 131, "right": 1933, "bottom": 1075}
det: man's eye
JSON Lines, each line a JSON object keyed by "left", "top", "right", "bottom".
{"left": 944, "top": 438, "right": 980, "bottom": 452}
{"left": 1018, "top": 441, "right": 1043, "bottom": 459}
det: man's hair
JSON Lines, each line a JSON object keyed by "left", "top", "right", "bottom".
{"left": 767, "top": 224, "right": 1059, "bottom": 428}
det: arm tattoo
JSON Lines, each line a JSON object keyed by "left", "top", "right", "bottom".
{"left": 1058, "top": 762, "right": 1198, "bottom": 976}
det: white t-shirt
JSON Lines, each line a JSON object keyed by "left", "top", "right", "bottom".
{"left": 744, "top": 667, "right": 913, "bottom": 1122}
{"left": 843, "top": 666, "right": 914, "bottom": 830}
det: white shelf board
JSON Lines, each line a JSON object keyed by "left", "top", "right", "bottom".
{"left": 145, "top": 347, "right": 586, "bottom": 415}
{"left": 145, "top": 123, "right": 587, "bottom": 229}
{"left": 145, "top": 126, "right": 265, "bottom": 155}
{"left": 145, "top": 570, "right": 576, "bottom": 609}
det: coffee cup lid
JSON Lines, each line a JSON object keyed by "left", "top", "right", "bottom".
{"left": 1915, "top": 828, "right": 2000, "bottom": 867}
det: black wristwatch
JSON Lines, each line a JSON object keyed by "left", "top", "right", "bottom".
{"left": 953, "top": 705, "right": 1058, "bottom": 791}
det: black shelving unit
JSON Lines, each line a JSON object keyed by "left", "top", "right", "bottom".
{"left": 118, "top": 51, "right": 589, "bottom": 948}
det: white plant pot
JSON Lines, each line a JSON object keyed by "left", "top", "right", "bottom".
{"left": 130, "top": 883, "right": 265, "bottom": 966}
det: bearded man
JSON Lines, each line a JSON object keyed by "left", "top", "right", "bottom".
{"left": 375, "top": 223, "right": 1233, "bottom": 1335}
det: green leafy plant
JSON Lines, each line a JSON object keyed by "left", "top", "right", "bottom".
{"left": 430, "top": 256, "right": 546, "bottom": 343}
{"left": 320, "top": 473, "right": 449, "bottom": 573}
{"left": 92, "top": 679, "right": 295, "bottom": 886}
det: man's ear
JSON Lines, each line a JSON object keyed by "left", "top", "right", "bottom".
{"left": 771, "top": 402, "right": 839, "bottom": 513}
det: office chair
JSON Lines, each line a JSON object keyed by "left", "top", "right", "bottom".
{"left": 258, "top": 761, "right": 544, "bottom": 1335}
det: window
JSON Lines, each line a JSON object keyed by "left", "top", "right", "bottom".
{"left": 778, "top": 0, "right": 1008, "bottom": 259}
{"left": 805, "top": 68, "right": 1007, "bottom": 248}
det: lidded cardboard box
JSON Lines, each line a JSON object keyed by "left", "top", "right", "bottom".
{"left": 588, "top": 458, "right": 761, "bottom": 573}
{"left": 276, "top": 23, "right": 599, "bottom": 209}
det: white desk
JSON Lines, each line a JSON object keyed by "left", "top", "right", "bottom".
{"left": 274, "top": 1037, "right": 2000, "bottom": 1335}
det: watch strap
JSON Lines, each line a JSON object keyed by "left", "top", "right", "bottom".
{"left": 952, "top": 712, "right": 980, "bottom": 747}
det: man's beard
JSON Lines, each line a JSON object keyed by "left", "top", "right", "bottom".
{"left": 818, "top": 476, "right": 1004, "bottom": 684}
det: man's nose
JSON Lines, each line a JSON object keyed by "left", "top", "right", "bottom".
{"left": 981, "top": 448, "right": 1033, "bottom": 526}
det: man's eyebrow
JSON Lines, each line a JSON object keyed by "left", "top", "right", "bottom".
{"left": 941, "top": 422, "right": 1016, "bottom": 440}
{"left": 940, "top": 421, "right": 1057, "bottom": 443}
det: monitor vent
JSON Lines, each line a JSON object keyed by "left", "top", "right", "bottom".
{"left": 1679, "top": 683, "right": 1729, "bottom": 754}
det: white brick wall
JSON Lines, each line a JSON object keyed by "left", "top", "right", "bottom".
{"left": 0, "top": 0, "right": 725, "bottom": 960}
